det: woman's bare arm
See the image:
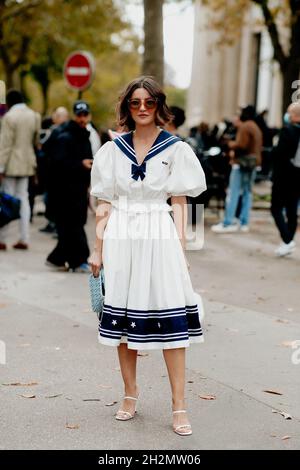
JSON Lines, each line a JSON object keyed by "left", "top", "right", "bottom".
{"left": 88, "top": 200, "right": 112, "bottom": 276}
{"left": 171, "top": 195, "right": 188, "bottom": 250}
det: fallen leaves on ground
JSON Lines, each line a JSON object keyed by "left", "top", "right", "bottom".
{"left": 66, "top": 423, "right": 80, "bottom": 430}
{"left": 280, "top": 340, "right": 300, "bottom": 348}
{"left": 83, "top": 399, "right": 101, "bottom": 402}
{"left": 272, "top": 409, "right": 292, "bottom": 420}
{"left": 2, "top": 382, "right": 38, "bottom": 386}
{"left": 199, "top": 394, "right": 216, "bottom": 400}
{"left": 19, "top": 394, "right": 36, "bottom": 399}
{"left": 98, "top": 385, "right": 112, "bottom": 389}
{"left": 105, "top": 401, "right": 118, "bottom": 407}
{"left": 45, "top": 394, "right": 63, "bottom": 399}
{"left": 282, "top": 435, "right": 291, "bottom": 440}
{"left": 137, "top": 352, "right": 149, "bottom": 357}
{"left": 275, "top": 319, "right": 289, "bottom": 324}
{"left": 263, "top": 389, "right": 283, "bottom": 396}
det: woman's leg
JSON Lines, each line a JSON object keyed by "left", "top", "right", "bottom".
{"left": 239, "top": 169, "right": 256, "bottom": 226}
{"left": 271, "top": 184, "right": 290, "bottom": 244}
{"left": 117, "top": 344, "right": 138, "bottom": 415}
{"left": 163, "top": 348, "right": 191, "bottom": 430}
{"left": 223, "top": 167, "right": 242, "bottom": 226}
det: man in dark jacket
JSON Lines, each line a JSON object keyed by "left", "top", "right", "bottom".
{"left": 271, "top": 102, "right": 300, "bottom": 257}
{"left": 46, "top": 101, "right": 93, "bottom": 271}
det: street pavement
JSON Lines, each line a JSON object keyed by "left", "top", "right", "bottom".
{"left": 0, "top": 203, "right": 300, "bottom": 450}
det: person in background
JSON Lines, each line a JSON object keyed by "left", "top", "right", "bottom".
{"left": 271, "top": 102, "right": 300, "bottom": 257}
{"left": 53, "top": 107, "right": 69, "bottom": 127}
{"left": 0, "top": 90, "right": 41, "bottom": 250}
{"left": 211, "top": 106, "right": 262, "bottom": 233}
{"left": 86, "top": 114, "right": 101, "bottom": 214}
{"left": 39, "top": 107, "right": 69, "bottom": 234}
{"left": 164, "top": 106, "right": 186, "bottom": 136}
{"left": 87, "top": 115, "right": 101, "bottom": 156}
{"left": 45, "top": 101, "right": 93, "bottom": 272}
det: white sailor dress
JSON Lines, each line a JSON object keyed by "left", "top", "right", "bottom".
{"left": 90, "top": 129, "right": 207, "bottom": 350}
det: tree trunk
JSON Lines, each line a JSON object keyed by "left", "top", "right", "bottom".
{"left": 30, "top": 64, "right": 50, "bottom": 115}
{"left": 282, "top": 59, "right": 300, "bottom": 115}
{"left": 41, "top": 83, "right": 49, "bottom": 116}
{"left": 20, "top": 69, "right": 28, "bottom": 99}
{"left": 143, "top": 0, "right": 164, "bottom": 86}
{"left": 5, "top": 67, "right": 14, "bottom": 89}
{"left": 4, "top": 67, "right": 20, "bottom": 89}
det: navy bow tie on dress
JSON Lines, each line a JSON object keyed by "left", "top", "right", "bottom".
{"left": 131, "top": 162, "right": 146, "bottom": 181}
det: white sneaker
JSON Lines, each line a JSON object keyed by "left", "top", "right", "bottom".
{"left": 240, "top": 225, "right": 250, "bottom": 233}
{"left": 211, "top": 223, "right": 239, "bottom": 233}
{"left": 275, "top": 241, "right": 296, "bottom": 257}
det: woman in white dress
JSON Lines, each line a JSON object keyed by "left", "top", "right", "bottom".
{"left": 89, "top": 77, "right": 206, "bottom": 436}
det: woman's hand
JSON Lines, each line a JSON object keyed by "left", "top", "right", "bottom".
{"left": 82, "top": 158, "right": 93, "bottom": 170}
{"left": 88, "top": 249, "right": 102, "bottom": 277}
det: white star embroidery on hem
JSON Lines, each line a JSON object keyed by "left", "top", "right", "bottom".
{"left": 112, "top": 320, "right": 117, "bottom": 326}
{"left": 158, "top": 322, "right": 161, "bottom": 328}
{"left": 131, "top": 322, "right": 136, "bottom": 328}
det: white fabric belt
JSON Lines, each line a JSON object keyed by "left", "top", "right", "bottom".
{"left": 110, "top": 198, "right": 172, "bottom": 213}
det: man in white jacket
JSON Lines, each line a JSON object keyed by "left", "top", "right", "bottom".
{"left": 0, "top": 90, "right": 41, "bottom": 250}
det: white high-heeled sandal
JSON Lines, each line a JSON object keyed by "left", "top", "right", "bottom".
{"left": 173, "top": 410, "right": 192, "bottom": 436}
{"left": 115, "top": 396, "right": 138, "bottom": 421}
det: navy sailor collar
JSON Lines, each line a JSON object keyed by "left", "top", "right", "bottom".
{"left": 113, "top": 129, "right": 181, "bottom": 181}
{"left": 113, "top": 129, "right": 181, "bottom": 164}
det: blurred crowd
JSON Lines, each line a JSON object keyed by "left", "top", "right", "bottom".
{"left": 0, "top": 88, "right": 299, "bottom": 269}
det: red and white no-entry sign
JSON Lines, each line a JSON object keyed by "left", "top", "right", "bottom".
{"left": 64, "top": 51, "right": 95, "bottom": 91}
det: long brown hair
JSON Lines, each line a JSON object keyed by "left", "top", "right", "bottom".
{"left": 116, "top": 76, "right": 173, "bottom": 131}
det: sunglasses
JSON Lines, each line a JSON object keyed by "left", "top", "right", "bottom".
{"left": 127, "top": 98, "right": 158, "bottom": 110}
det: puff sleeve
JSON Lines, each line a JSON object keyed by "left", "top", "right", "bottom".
{"left": 90, "top": 141, "right": 115, "bottom": 202}
{"left": 166, "top": 141, "right": 207, "bottom": 197}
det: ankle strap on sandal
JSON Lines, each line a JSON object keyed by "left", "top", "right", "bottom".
{"left": 124, "top": 396, "right": 138, "bottom": 401}
{"left": 173, "top": 409, "right": 186, "bottom": 414}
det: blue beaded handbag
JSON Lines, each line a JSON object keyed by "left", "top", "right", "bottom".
{"left": 89, "top": 268, "right": 105, "bottom": 320}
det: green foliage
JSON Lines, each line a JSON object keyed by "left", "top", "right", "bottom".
{"left": 165, "top": 86, "right": 186, "bottom": 109}
{"left": 0, "top": 0, "right": 141, "bottom": 126}
{"left": 201, "top": 0, "right": 291, "bottom": 46}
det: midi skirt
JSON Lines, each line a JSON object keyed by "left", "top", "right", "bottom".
{"left": 99, "top": 200, "right": 204, "bottom": 350}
